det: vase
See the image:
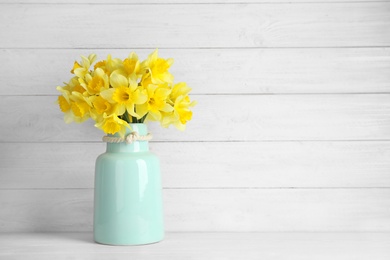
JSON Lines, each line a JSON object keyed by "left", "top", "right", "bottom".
{"left": 94, "top": 123, "right": 164, "bottom": 245}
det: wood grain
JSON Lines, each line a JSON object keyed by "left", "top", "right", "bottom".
{"left": 0, "top": 189, "right": 389, "bottom": 232}
{"left": 0, "top": 0, "right": 389, "bottom": 235}
{"left": 0, "top": 3, "right": 389, "bottom": 48}
{"left": 0, "top": 141, "right": 389, "bottom": 189}
{"left": 2, "top": 48, "right": 390, "bottom": 95}
{"left": 1, "top": 95, "right": 389, "bottom": 142}
{"left": 1, "top": 233, "right": 390, "bottom": 260}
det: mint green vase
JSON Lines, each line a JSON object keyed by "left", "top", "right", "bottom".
{"left": 94, "top": 123, "right": 164, "bottom": 245}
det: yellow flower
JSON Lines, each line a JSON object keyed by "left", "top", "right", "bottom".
{"left": 140, "top": 74, "right": 153, "bottom": 89}
{"left": 57, "top": 50, "right": 195, "bottom": 135}
{"left": 94, "top": 60, "right": 107, "bottom": 73}
{"left": 56, "top": 85, "right": 89, "bottom": 124}
{"left": 90, "top": 95, "right": 117, "bottom": 121}
{"left": 174, "top": 95, "right": 194, "bottom": 124}
{"left": 69, "top": 92, "right": 92, "bottom": 122}
{"left": 170, "top": 82, "right": 192, "bottom": 102}
{"left": 56, "top": 86, "right": 76, "bottom": 123}
{"left": 70, "top": 61, "right": 81, "bottom": 74}
{"left": 101, "top": 72, "right": 147, "bottom": 117}
{"left": 162, "top": 93, "right": 196, "bottom": 131}
{"left": 56, "top": 95, "right": 75, "bottom": 124}
{"left": 56, "top": 85, "right": 71, "bottom": 102}
{"left": 141, "top": 49, "right": 174, "bottom": 84}
{"left": 70, "top": 79, "right": 86, "bottom": 94}
{"left": 94, "top": 55, "right": 123, "bottom": 76}
{"left": 137, "top": 83, "right": 173, "bottom": 121}
{"left": 79, "top": 68, "right": 109, "bottom": 95}
{"left": 91, "top": 96, "right": 115, "bottom": 115}
{"left": 72, "top": 54, "right": 96, "bottom": 79}
{"left": 58, "top": 77, "right": 85, "bottom": 94}
{"left": 95, "top": 114, "right": 129, "bottom": 137}
{"left": 122, "top": 52, "right": 141, "bottom": 77}
{"left": 58, "top": 95, "right": 71, "bottom": 112}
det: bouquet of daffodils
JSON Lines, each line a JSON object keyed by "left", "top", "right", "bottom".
{"left": 57, "top": 50, "right": 195, "bottom": 137}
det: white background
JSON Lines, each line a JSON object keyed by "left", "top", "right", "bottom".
{"left": 0, "top": 0, "right": 389, "bottom": 233}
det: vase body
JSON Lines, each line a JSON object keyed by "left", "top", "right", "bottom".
{"left": 94, "top": 124, "right": 164, "bottom": 245}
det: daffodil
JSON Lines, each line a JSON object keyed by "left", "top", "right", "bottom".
{"left": 101, "top": 72, "right": 147, "bottom": 117}
{"left": 72, "top": 54, "right": 96, "bottom": 79}
{"left": 79, "top": 68, "right": 109, "bottom": 95}
{"left": 162, "top": 89, "right": 196, "bottom": 130}
{"left": 170, "top": 82, "right": 192, "bottom": 102}
{"left": 137, "top": 83, "right": 173, "bottom": 121}
{"left": 94, "top": 60, "right": 106, "bottom": 72}
{"left": 164, "top": 97, "right": 194, "bottom": 131}
{"left": 56, "top": 86, "right": 75, "bottom": 123}
{"left": 95, "top": 113, "right": 130, "bottom": 137}
{"left": 57, "top": 95, "right": 71, "bottom": 112}
{"left": 59, "top": 77, "right": 85, "bottom": 94}
{"left": 160, "top": 109, "right": 176, "bottom": 128}
{"left": 122, "top": 52, "right": 141, "bottom": 77}
{"left": 90, "top": 95, "right": 117, "bottom": 121}
{"left": 174, "top": 95, "right": 195, "bottom": 126}
{"left": 56, "top": 50, "right": 195, "bottom": 136}
{"left": 70, "top": 61, "right": 81, "bottom": 74}
{"left": 94, "top": 55, "right": 123, "bottom": 76}
{"left": 68, "top": 77, "right": 86, "bottom": 94}
{"left": 56, "top": 85, "right": 71, "bottom": 102}
{"left": 141, "top": 49, "right": 174, "bottom": 84}
{"left": 69, "top": 92, "right": 92, "bottom": 123}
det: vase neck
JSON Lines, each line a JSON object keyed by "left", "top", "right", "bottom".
{"left": 106, "top": 123, "right": 149, "bottom": 153}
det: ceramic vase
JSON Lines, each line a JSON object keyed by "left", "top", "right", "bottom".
{"left": 94, "top": 123, "right": 164, "bottom": 245}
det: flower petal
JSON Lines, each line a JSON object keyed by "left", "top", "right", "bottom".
{"left": 126, "top": 103, "right": 139, "bottom": 118}
{"left": 136, "top": 103, "right": 149, "bottom": 118}
{"left": 100, "top": 88, "right": 115, "bottom": 103}
{"left": 110, "top": 72, "right": 128, "bottom": 89}
{"left": 81, "top": 55, "right": 90, "bottom": 69}
{"left": 116, "top": 104, "right": 125, "bottom": 116}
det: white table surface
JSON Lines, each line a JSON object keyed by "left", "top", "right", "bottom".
{"left": 1, "top": 232, "right": 390, "bottom": 259}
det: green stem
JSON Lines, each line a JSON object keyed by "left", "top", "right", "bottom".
{"left": 132, "top": 106, "right": 138, "bottom": 123}
{"left": 140, "top": 113, "right": 148, "bottom": 123}
{"left": 124, "top": 112, "right": 131, "bottom": 123}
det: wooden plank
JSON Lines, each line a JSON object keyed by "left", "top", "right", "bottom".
{"left": 1, "top": 94, "right": 389, "bottom": 142}
{"left": 2, "top": 48, "right": 390, "bottom": 95}
{"left": 0, "top": 189, "right": 389, "bottom": 232}
{"left": 0, "top": 3, "right": 389, "bottom": 48}
{"left": 1, "top": 141, "right": 389, "bottom": 189}
{"left": 1, "top": 233, "right": 390, "bottom": 260}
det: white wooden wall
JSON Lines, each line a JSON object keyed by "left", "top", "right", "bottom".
{"left": 0, "top": 0, "right": 389, "bottom": 232}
